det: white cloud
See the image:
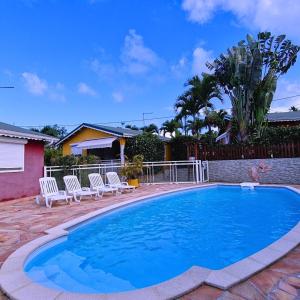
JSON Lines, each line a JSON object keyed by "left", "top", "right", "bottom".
{"left": 121, "top": 29, "right": 160, "bottom": 75}
{"left": 78, "top": 82, "right": 97, "bottom": 96}
{"left": 90, "top": 58, "right": 116, "bottom": 80}
{"left": 49, "top": 92, "right": 66, "bottom": 102}
{"left": 192, "top": 47, "right": 213, "bottom": 75}
{"left": 112, "top": 91, "right": 124, "bottom": 103}
{"left": 22, "top": 72, "right": 48, "bottom": 95}
{"left": 56, "top": 82, "right": 65, "bottom": 90}
{"left": 182, "top": 0, "right": 300, "bottom": 40}
{"left": 270, "top": 79, "right": 300, "bottom": 112}
{"left": 171, "top": 57, "right": 188, "bottom": 77}
{"left": 21, "top": 72, "right": 66, "bottom": 101}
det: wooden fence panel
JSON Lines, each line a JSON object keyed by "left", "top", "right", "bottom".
{"left": 198, "top": 142, "right": 300, "bottom": 161}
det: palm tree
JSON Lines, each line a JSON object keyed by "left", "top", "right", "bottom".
{"left": 175, "top": 92, "right": 200, "bottom": 121}
{"left": 290, "top": 106, "right": 299, "bottom": 112}
{"left": 184, "top": 74, "right": 223, "bottom": 114}
{"left": 174, "top": 93, "right": 198, "bottom": 135}
{"left": 204, "top": 109, "right": 229, "bottom": 134}
{"left": 186, "top": 118, "right": 205, "bottom": 138}
{"left": 140, "top": 123, "right": 159, "bottom": 134}
{"left": 160, "top": 119, "right": 181, "bottom": 137}
{"left": 174, "top": 74, "right": 223, "bottom": 136}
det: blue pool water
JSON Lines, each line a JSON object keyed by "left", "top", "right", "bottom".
{"left": 25, "top": 186, "right": 300, "bottom": 293}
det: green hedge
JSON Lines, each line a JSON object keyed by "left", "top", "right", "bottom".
{"left": 44, "top": 147, "right": 98, "bottom": 166}
{"left": 251, "top": 125, "right": 300, "bottom": 144}
{"left": 169, "top": 135, "right": 198, "bottom": 161}
{"left": 125, "top": 133, "right": 164, "bottom": 162}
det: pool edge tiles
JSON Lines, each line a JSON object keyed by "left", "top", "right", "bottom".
{"left": 1, "top": 183, "right": 300, "bottom": 300}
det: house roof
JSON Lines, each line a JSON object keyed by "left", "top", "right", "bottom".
{"left": 222, "top": 111, "right": 300, "bottom": 123}
{"left": 0, "top": 121, "right": 58, "bottom": 143}
{"left": 266, "top": 111, "right": 300, "bottom": 123}
{"left": 57, "top": 123, "right": 170, "bottom": 146}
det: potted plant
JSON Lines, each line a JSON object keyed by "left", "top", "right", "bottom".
{"left": 121, "top": 154, "right": 144, "bottom": 187}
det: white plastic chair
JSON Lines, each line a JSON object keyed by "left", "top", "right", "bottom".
{"left": 39, "top": 177, "right": 72, "bottom": 208}
{"left": 63, "top": 175, "right": 98, "bottom": 202}
{"left": 88, "top": 173, "right": 118, "bottom": 197}
{"left": 106, "top": 172, "right": 135, "bottom": 192}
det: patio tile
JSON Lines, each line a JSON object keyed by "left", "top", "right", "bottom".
{"left": 222, "top": 258, "right": 265, "bottom": 281}
{"left": 249, "top": 269, "right": 285, "bottom": 295}
{"left": 153, "top": 267, "right": 210, "bottom": 299}
{"left": 205, "top": 270, "right": 239, "bottom": 289}
{"left": 10, "top": 282, "right": 62, "bottom": 300}
{"left": 270, "top": 257, "right": 300, "bottom": 275}
{"left": 180, "top": 285, "right": 222, "bottom": 300}
{"left": 269, "top": 238, "right": 298, "bottom": 253}
{"left": 249, "top": 247, "right": 283, "bottom": 266}
{"left": 217, "top": 291, "right": 245, "bottom": 300}
{"left": 269, "top": 288, "right": 296, "bottom": 300}
{"left": 286, "top": 276, "right": 300, "bottom": 288}
{"left": 228, "top": 281, "right": 265, "bottom": 300}
{"left": 278, "top": 281, "right": 298, "bottom": 296}
{"left": 0, "top": 255, "right": 26, "bottom": 273}
{"left": 0, "top": 270, "right": 31, "bottom": 294}
{"left": 1, "top": 183, "right": 300, "bottom": 299}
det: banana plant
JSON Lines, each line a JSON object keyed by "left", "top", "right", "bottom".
{"left": 207, "top": 32, "right": 300, "bottom": 142}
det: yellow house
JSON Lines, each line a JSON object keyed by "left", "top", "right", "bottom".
{"left": 56, "top": 123, "right": 171, "bottom": 163}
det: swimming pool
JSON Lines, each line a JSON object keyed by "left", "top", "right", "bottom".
{"left": 24, "top": 185, "right": 300, "bottom": 294}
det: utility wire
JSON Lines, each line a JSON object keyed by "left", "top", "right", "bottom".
{"left": 20, "top": 115, "right": 176, "bottom": 129}
{"left": 17, "top": 93, "right": 300, "bottom": 129}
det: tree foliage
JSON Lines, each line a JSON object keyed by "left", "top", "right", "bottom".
{"left": 169, "top": 135, "right": 198, "bottom": 161}
{"left": 44, "top": 148, "right": 98, "bottom": 166}
{"left": 207, "top": 32, "right": 300, "bottom": 142}
{"left": 125, "top": 124, "right": 139, "bottom": 130}
{"left": 31, "top": 124, "right": 67, "bottom": 139}
{"left": 125, "top": 133, "right": 164, "bottom": 162}
{"left": 140, "top": 123, "right": 159, "bottom": 134}
{"left": 160, "top": 119, "right": 181, "bottom": 136}
{"left": 250, "top": 125, "right": 300, "bottom": 145}
{"left": 120, "top": 154, "right": 144, "bottom": 179}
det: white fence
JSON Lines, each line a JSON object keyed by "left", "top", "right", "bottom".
{"left": 44, "top": 160, "right": 209, "bottom": 189}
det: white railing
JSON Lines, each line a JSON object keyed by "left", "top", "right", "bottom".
{"left": 44, "top": 160, "right": 209, "bottom": 189}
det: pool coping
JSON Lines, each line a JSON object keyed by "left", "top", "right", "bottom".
{"left": 0, "top": 183, "right": 300, "bottom": 300}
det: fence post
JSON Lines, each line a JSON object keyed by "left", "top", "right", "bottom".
{"left": 44, "top": 166, "right": 47, "bottom": 177}
{"left": 195, "top": 160, "right": 199, "bottom": 183}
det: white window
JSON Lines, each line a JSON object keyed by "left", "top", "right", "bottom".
{"left": 0, "top": 138, "right": 27, "bottom": 173}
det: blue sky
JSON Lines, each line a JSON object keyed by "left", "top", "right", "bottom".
{"left": 0, "top": 0, "right": 299, "bottom": 131}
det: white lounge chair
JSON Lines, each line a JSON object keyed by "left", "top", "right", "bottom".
{"left": 63, "top": 175, "right": 98, "bottom": 202}
{"left": 88, "top": 173, "right": 118, "bottom": 196}
{"left": 106, "top": 172, "right": 135, "bottom": 192}
{"left": 39, "top": 177, "right": 72, "bottom": 208}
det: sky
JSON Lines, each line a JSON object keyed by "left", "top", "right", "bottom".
{"left": 0, "top": 0, "right": 300, "bottom": 131}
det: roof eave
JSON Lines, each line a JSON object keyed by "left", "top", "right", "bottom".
{"left": 0, "top": 129, "right": 58, "bottom": 143}
{"left": 56, "top": 123, "right": 137, "bottom": 146}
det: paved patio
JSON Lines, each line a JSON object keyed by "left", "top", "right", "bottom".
{"left": 1, "top": 183, "right": 300, "bottom": 300}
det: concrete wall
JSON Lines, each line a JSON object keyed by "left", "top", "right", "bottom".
{"left": 0, "top": 140, "right": 44, "bottom": 201}
{"left": 208, "top": 158, "right": 300, "bottom": 184}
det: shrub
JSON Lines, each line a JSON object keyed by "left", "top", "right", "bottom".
{"left": 44, "top": 147, "right": 98, "bottom": 166}
{"left": 120, "top": 154, "right": 144, "bottom": 179}
{"left": 252, "top": 125, "right": 300, "bottom": 144}
{"left": 125, "top": 133, "right": 164, "bottom": 162}
{"left": 169, "top": 135, "right": 198, "bottom": 161}
{"left": 44, "top": 147, "right": 63, "bottom": 166}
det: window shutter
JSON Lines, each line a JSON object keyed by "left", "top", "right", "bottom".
{"left": 0, "top": 142, "right": 25, "bottom": 172}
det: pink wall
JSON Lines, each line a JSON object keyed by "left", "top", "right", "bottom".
{"left": 0, "top": 140, "right": 44, "bottom": 201}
